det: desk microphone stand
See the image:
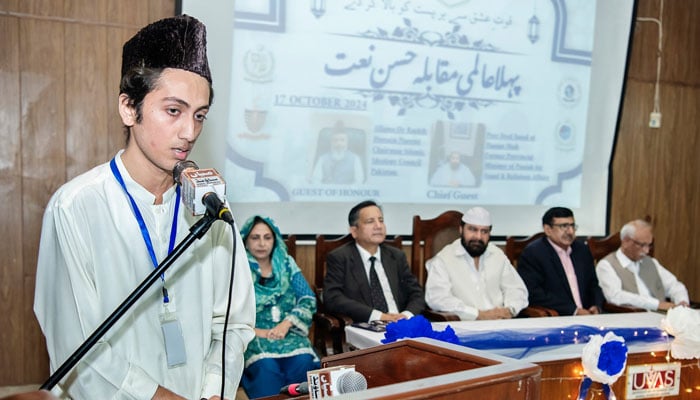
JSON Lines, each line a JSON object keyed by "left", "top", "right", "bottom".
{"left": 41, "top": 213, "right": 218, "bottom": 390}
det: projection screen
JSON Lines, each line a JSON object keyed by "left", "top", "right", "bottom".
{"left": 182, "top": 0, "right": 636, "bottom": 236}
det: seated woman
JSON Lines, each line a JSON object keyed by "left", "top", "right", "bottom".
{"left": 240, "top": 215, "right": 320, "bottom": 399}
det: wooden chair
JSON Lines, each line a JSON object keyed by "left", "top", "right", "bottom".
{"left": 504, "top": 232, "right": 545, "bottom": 268}
{"left": 588, "top": 215, "right": 654, "bottom": 263}
{"left": 504, "top": 232, "right": 559, "bottom": 317}
{"left": 312, "top": 233, "right": 403, "bottom": 356}
{"left": 286, "top": 235, "right": 353, "bottom": 349}
{"left": 410, "top": 211, "right": 463, "bottom": 287}
{"left": 410, "top": 211, "right": 463, "bottom": 322}
{"left": 587, "top": 233, "right": 654, "bottom": 263}
{"left": 285, "top": 235, "right": 361, "bottom": 352}
{"left": 283, "top": 234, "right": 296, "bottom": 259}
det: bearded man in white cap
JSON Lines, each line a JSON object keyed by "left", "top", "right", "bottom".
{"left": 424, "top": 207, "right": 528, "bottom": 320}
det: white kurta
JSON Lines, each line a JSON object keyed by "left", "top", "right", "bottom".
{"left": 34, "top": 152, "right": 256, "bottom": 400}
{"left": 425, "top": 239, "right": 528, "bottom": 320}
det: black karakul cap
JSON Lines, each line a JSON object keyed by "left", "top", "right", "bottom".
{"left": 121, "top": 14, "right": 211, "bottom": 83}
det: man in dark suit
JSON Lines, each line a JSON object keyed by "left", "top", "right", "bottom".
{"left": 517, "top": 207, "right": 604, "bottom": 315}
{"left": 324, "top": 200, "right": 426, "bottom": 322}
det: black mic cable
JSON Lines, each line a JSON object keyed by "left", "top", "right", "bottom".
{"left": 220, "top": 227, "right": 238, "bottom": 399}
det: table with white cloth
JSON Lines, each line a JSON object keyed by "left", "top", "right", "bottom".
{"left": 345, "top": 312, "right": 700, "bottom": 399}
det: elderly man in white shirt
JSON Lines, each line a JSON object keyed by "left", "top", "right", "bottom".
{"left": 596, "top": 219, "right": 689, "bottom": 311}
{"left": 425, "top": 207, "right": 529, "bottom": 320}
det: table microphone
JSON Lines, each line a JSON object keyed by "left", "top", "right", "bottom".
{"left": 336, "top": 370, "right": 368, "bottom": 393}
{"left": 280, "top": 370, "right": 367, "bottom": 397}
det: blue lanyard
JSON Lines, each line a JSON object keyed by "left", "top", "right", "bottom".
{"left": 109, "top": 157, "right": 180, "bottom": 303}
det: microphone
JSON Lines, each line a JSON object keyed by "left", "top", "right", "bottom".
{"left": 172, "top": 160, "right": 234, "bottom": 224}
{"left": 279, "top": 381, "right": 309, "bottom": 396}
{"left": 336, "top": 370, "right": 368, "bottom": 394}
{"left": 303, "top": 367, "right": 368, "bottom": 398}
{"left": 280, "top": 371, "right": 367, "bottom": 398}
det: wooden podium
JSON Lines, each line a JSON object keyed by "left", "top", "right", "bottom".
{"left": 318, "top": 338, "right": 541, "bottom": 399}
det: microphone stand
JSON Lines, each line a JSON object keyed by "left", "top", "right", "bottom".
{"left": 41, "top": 213, "right": 219, "bottom": 390}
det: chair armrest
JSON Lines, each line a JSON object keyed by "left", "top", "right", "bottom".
{"left": 517, "top": 305, "right": 559, "bottom": 317}
{"left": 313, "top": 312, "right": 342, "bottom": 331}
{"left": 422, "top": 308, "right": 461, "bottom": 321}
{"left": 603, "top": 302, "right": 646, "bottom": 313}
{"left": 330, "top": 312, "right": 354, "bottom": 327}
{"left": 313, "top": 311, "right": 355, "bottom": 356}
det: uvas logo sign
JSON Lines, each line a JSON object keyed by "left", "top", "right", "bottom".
{"left": 625, "top": 362, "right": 681, "bottom": 399}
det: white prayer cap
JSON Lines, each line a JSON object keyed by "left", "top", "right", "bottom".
{"left": 462, "top": 207, "right": 491, "bottom": 226}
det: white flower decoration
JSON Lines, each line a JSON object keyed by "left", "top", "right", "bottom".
{"left": 581, "top": 332, "right": 628, "bottom": 385}
{"left": 661, "top": 306, "right": 700, "bottom": 359}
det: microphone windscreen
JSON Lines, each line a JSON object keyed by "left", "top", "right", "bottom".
{"left": 337, "top": 370, "right": 367, "bottom": 393}
{"left": 172, "top": 160, "right": 199, "bottom": 185}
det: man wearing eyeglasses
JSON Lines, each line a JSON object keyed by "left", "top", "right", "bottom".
{"left": 595, "top": 219, "right": 689, "bottom": 311}
{"left": 517, "top": 207, "right": 604, "bottom": 315}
